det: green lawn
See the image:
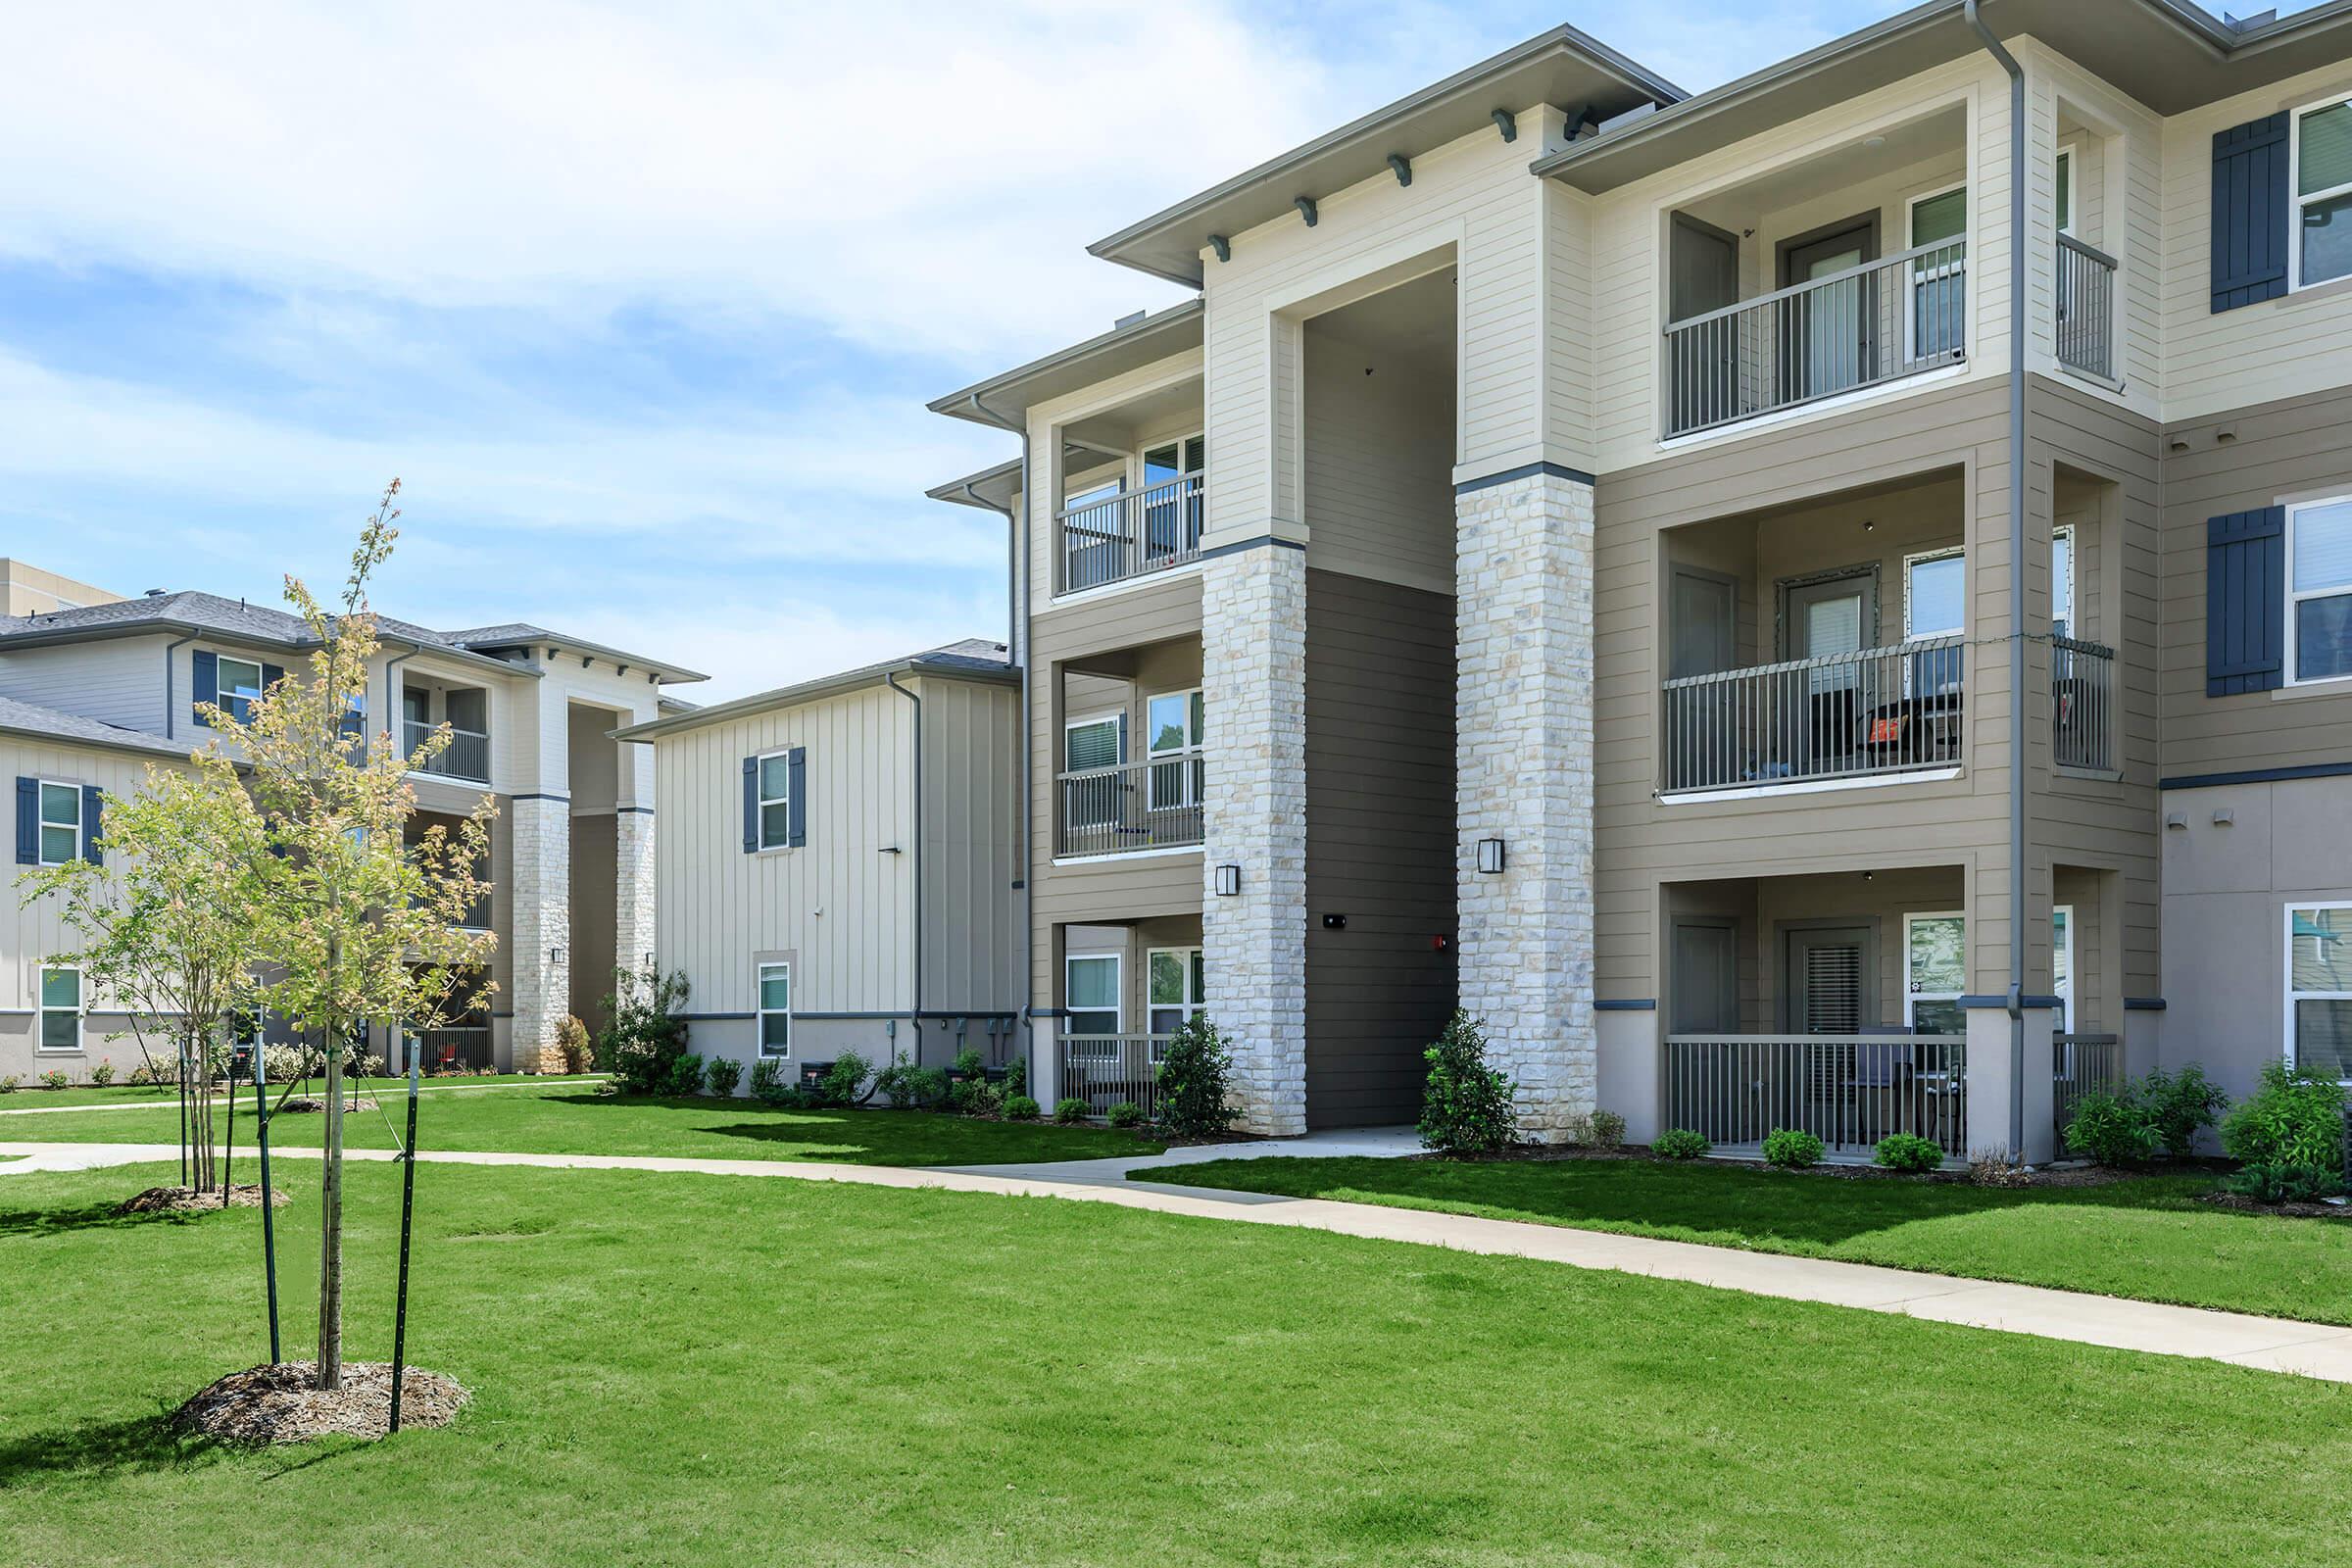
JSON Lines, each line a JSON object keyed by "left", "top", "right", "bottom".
{"left": 2, "top": 1158, "right": 2348, "bottom": 1567}
{"left": 0, "top": 1085, "right": 1159, "bottom": 1167}
{"left": 0, "top": 1073, "right": 608, "bottom": 1110}
{"left": 1158, "top": 1154, "right": 2352, "bottom": 1325}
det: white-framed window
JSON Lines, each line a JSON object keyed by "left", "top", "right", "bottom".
{"left": 215, "top": 655, "right": 266, "bottom": 723}
{"left": 2291, "top": 94, "right": 2352, "bottom": 291}
{"left": 1907, "top": 182, "right": 1968, "bottom": 360}
{"left": 2287, "top": 903, "right": 2352, "bottom": 1082}
{"left": 757, "top": 961, "right": 791, "bottom": 1058}
{"left": 1147, "top": 947, "right": 1205, "bottom": 1036}
{"left": 1064, "top": 953, "right": 1121, "bottom": 1037}
{"left": 1903, "top": 547, "right": 1966, "bottom": 695}
{"left": 2054, "top": 145, "right": 2078, "bottom": 237}
{"left": 755, "top": 751, "right": 792, "bottom": 851}
{"left": 37, "top": 964, "right": 81, "bottom": 1053}
{"left": 35, "top": 780, "right": 82, "bottom": 866}
{"left": 1062, "top": 712, "right": 1125, "bottom": 830}
{"left": 2053, "top": 904, "right": 2076, "bottom": 1033}
{"left": 2287, "top": 494, "right": 2352, "bottom": 684}
{"left": 1904, "top": 911, "right": 1967, "bottom": 1036}
{"left": 1145, "top": 689, "right": 1203, "bottom": 812}
{"left": 2052, "top": 525, "right": 2077, "bottom": 639}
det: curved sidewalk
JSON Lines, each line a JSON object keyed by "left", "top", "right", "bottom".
{"left": 8, "top": 1137, "right": 2350, "bottom": 1384}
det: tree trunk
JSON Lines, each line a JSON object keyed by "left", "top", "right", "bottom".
{"left": 317, "top": 1011, "right": 345, "bottom": 1390}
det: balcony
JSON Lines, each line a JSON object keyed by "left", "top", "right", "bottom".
{"left": 1056, "top": 471, "right": 1203, "bottom": 595}
{"left": 1057, "top": 1033, "right": 1169, "bottom": 1119}
{"left": 405, "top": 718, "right": 490, "bottom": 784}
{"left": 1662, "top": 638, "right": 1964, "bottom": 795}
{"left": 2052, "top": 637, "right": 2115, "bottom": 771}
{"left": 2053, "top": 235, "right": 2117, "bottom": 381}
{"left": 1055, "top": 753, "right": 1204, "bottom": 858}
{"left": 1664, "top": 1033, "right": 1969, "bottom": 1161}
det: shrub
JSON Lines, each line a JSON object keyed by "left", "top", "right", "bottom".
{"left": 749, "top": 1058, "right": 790, "bottom": 1103}
{"left": 1053, "top": 1097, "right": 1090, "bottom": 1125}
{"left": 876, "top": 1055, "right": 946, "bottom": 1109}
{"left": 2222, "top": 1059, "right": 2347, "bottom": 1169}
{"left": 706, "top": 1057, "right": 744, "bottom": 1098}
{"left": 2137, "top": 1064, "right": 2228, "bottom": 1157}
{"left": 1968, "top": 1149, "right": 2032, "bottom": 1187}
{"left": 1874, "top": 1133, "right": 1944, "bottom": 1173}
{"left": 1418, "top": 1009, "right": 1516, "bottom": 1155}
{"left": 1588, "top": 1109, "right": 1627, "bottom": 1152}
{"left": 950, "top": 1047, "right": 988, "bottom": 1081}
{"left": 665, "top": 1054, "right": 709, "bottom": 1098}
{"left": 2066, "top": 1090, "right": 2161, "bottom": 1166}
{"left": 125, "top": 1058, "right": 173, "bottom": 1088}
{"left": 906, "top": 1065, "right": 948, "bottom": 1106}
{"left": 599, "top": 964, "right": 692, "bottom": 1095}
{"left": 822, "top": 1052, "right": 873, "bottom": 1107}
{"left": 88, "top": 1061, "right": 117, "bottom": 1088}
{"left": 956, "top": 1082, "right": 1005, "bottom": 1119}
{"left": 1003, "top": 1054, "right": 1028, "bottom": 1100}
{"left": 38, "top": 1070, "right": 71, "bottom": 1092}
{"left": 1762, "top": 1127, "right": 1824, "bottom": 1169}
{"left": 1107, "top": 1101, "right": 1145, "bottom": 1129}
{"left": 1157, "top": 1014, "right": 1239, "bottom": 1140}
{"left": 555, "top": 1014, "right": 593, "bottom": 1074}
{"left": 2223, "top": 1162, "right": 2347, "bottom": 1204}
{"left": 1651, "top": 1127, "right": 1710, "bottom": 1160}
{"left": 0, "top": 1074, "right": 17, "bottom": 1093}
{"left": 1002, "top": 1094, "right": 1041, "bottom": 1121}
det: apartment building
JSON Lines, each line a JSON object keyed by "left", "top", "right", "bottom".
{"left": 617, "top": 641, "right": 1022, "bottom": 1082}
{"left": 929, "top": 1, "right": 2352, "bottom": 1160}
{"left": 0, "top": 580, "right": 702, "bottom": 1081}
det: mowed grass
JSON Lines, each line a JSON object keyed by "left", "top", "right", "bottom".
{"left": 0, "top": 1073, "right": 605, "bottom": 1110}
{"left": 0, "top": 1085, "right": 1159, "bottom": 1166}
{"left": 5, "top": 1159, "right": 2352, "bottom": 1567}
{"left": 1160, "top": 1154, "right": 2352, "bottom": 1325}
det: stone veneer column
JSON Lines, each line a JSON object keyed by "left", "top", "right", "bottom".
{"left": 1454, "top": 466, "right": 1598, "bottom": 1141}
{"left": 614, "top": 808, "right": 657, "bottom": 978}
{"left": 1200, "top": 543, "right": 1308, "bottom": 1136}
{"left": 508, "top": 796, "right": 571, "bottom": 1073}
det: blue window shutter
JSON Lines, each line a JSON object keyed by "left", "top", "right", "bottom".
{"left": 81, "top": 786, "right": 104, "bottom": 865}
{"left": 787, "top": 747, "right": 808, "bottom": 848}
{"left": 15, "top": 777, "right": 36, "bottom": 865}
{"left": 261, "top": 662, "right": 285, "bottom": 697}
{"left": 741, "top": 756, "right": 758, "bottom": 853}
{"left": 2211, "top": 113, "right": 2290, "bottom": 313}
{"left": 191, "top": 650, "right": 218, "bottom": 728}
{"left": 2207, "top": 507, "right": 2286, "bottom": 695}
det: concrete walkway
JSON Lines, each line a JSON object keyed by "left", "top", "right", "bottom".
{"left": 8, "top": 1136, "right": 2351, "bottom": 1383}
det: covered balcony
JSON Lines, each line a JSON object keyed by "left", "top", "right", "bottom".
{"left": 1054, "top": 916, "right": 1201, "bottom": 1119}
{"left": 1051, "top": 375, "right": 1205, "bottom": 596}
{"left": 1052, "top": 635, "right": 1205, "bottom": 859}
{"left": 402, "top": 677, "right": 491, "bottom": 783}
{"left": 1663, "top": 105, "right": 1968, "bottom": 438}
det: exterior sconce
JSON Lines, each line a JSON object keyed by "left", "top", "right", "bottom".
{"left": 550, "top": 946, "right": 567, "bottom": 966}
{"left": 1475, "top": 838, "right": 1506, "bottom": 874}
{"left": 1214, "top": 863, "right": 1242, "bottom": 897}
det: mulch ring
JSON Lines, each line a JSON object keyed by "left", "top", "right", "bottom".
{"left": 2199, "top": 1191, "right": 2352, "bottom": 1220}
{"left": 173, "top": 1362, "right": 469, "bottom": 1445}
{"left": 275, "top": 1096, "right": 378, "bottom": 1114}
{"left": 117, "top": 1184, "right": 287, "bottom": 1214}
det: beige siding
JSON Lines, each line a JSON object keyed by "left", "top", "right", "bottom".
{"left": 917, "top": 674, "right": 1022, "bottom": 1014}
{"left": 1301, "top": 313, "right": 1457, "bottom": 594}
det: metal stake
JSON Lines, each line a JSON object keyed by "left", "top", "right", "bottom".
{"left": 389, "top": 1021, "right": 419, "bottom": 1434}
{"left": 256, "top": 1043, "right": 279, "bottom": 1364}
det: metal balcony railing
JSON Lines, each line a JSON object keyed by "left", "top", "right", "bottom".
{"left": 1055, "top": 753, "right": 1204, "bottom": 858}
{"left": 1056, "top": 471, "right": 1204, "bottom": 594}
{"left": 2053, "top": 1032, "right": 2123, "bottom": 1151}
{"left": 2054, "top": 235, "right": 2117, "bottom": 380}
{"left": 1663, "top": 240, "right": 1967, "bottom": 437}
{"left": 1058, "top": 1034, "right": 1170, "bottom": 1120}
{"left": 405, "top": 719, "right": 490, "bottom": 783}
{"left": 1663, "top": 1034, "right": 1969, "bottom": 1160}
{"left": 2052, "top": 637, "right": 2116, "bottom": 772}
{"left": 1660, "top": 636, "right": 1965, "bottom": 794}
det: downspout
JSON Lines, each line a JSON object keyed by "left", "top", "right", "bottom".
{"left": 163, "top": 632, "right": 197, "bottom": 738}
{"left": 885, "top": 669, "right": 924, "bottom": 1068}
{"left": 968, "top": 390, "right": 1033, "bottom": 1084}
{"left": 1966, "top": 0, "right": 2030, "bottom": 1159}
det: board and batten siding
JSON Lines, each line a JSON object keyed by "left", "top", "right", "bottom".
{"left": 916, "top": 674, "right": 1023, "bottom": 1013}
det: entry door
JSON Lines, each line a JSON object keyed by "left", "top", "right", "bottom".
{"left": 1783, "top": 574, "right": 1875, "bottom": 772}
{"left": 1671, "top": 919, "right": 1740, "bottom": 1033}
{"left": 1666, "top": 566, "right": 1739, "bottom": 788}
{"left": 1784, "top": 926, "right": 1873, "bottom": 1035}
{"left": 1781, "top": 219, "right": 1877, "bottom": 403}
{"left": 1669, "top": 216, "right": 1740, "bottom": 430}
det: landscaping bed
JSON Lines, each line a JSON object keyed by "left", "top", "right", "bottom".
{"left": 119, "top": 1184, "right": 285, "bottom": 1214}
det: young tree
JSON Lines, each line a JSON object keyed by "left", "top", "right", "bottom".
{"left": 16, "top": 756, "right": 273, "bottom": 1192}
{"left": 212, "top": 481, "right": 497, "bottom": 1390}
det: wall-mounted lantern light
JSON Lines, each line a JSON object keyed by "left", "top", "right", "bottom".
{"left": 550, "top": 946, "right": 567, "bottom": 966}
{"left": 1475, "top": 838, "right": 1507, "bottom": 875}
{"left": 1214, "top": 863, "right": 1242, "bottom": 898}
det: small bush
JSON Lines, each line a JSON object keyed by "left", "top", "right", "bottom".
{"left": 962, "top": 1083, "right": 1007, "bottom": 1119}
{"left": 600, "top": 964, "right": 693, "bottom": 1095}
{"left": 1762, "top": 1127, "right": 1824, "bottom": 1169}
{"left": 2137, "top": 1064, "right": 2228, "bottom": 1157}
{"left": 950, "top": 1047, "right": 987, "bottom": 1081}
{"left": 1053, "top": 1098, "right": 1091, "bottom": 1125}
{"left": 749, "top": 1057, "right": 791, "bottom": 1103}
{"left": 822, "top": 1052, "right": 873, "bottom": 1107}
{"left": 2066, "top": 1090, "right": 2161, "bottom": 1166}
{"left": 1418, "top": 1010, "right": 1516, "bottom": 1155}
{"left": 2222, "top": 1059, "right": 2347, "bottom": 1169}
{"left": 1588, "top": 1109, "right": 1627, "bottom": 1152}
{"left": 2223, "top": 1162, "right": 2347, "bottom": 1204}
{"left": 38, "top": 1070, "right": 71, "bottom": 1092}
{"left": 1651, "top": 1127, "right": 1710, "bottom": 1160}
{"left": 125, "top": 1058, "right": 172, "bottom": 1088}
{"left": 1158, "top": 1014, "right": 1239, "bottom": 1140}
{"left": 1968, "top": 1149, "right": 2031, "bottom": 1187}
{"left": 88, "top": 1061, "right": 117, "bottom": 1088}
{"left": 1002, "top": 1094, "right": 1040, "bottom": 1120}
{"left": 705, "top": 1057, "right": 743, "bottom": 1098}
{"left": 1003, "top": 1055, "right": 1028, "bottom": 1100}
{"left": 665, "top": 1053, "right": 709, "bottom": 1098}
{"left": 1874, "top": 1133, "right": 1944, "bottom": 1173}
{"left": 1107, "top": 1101, "right": 1145, "bottom": 1129}
{"left": 555, "top": 1014, "right": 593, "bottom": 1075}
{"left": 876, "top": 1055, "right": 946, "bottom": 1109}
{"left": 0, "top": 1075, "right": 18, "bottom": 1093}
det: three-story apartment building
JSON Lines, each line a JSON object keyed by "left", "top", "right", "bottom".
{"left": 931, "top": 0, "right": 2352, "bottom": 1161}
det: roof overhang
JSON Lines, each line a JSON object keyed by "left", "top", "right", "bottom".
{"left": 0, "top": 718, "right": 205, "bottom": 765}
{"left": 614, "top": 653, "right": 1016, "bottom": 743}
{"left": 0, "top": 615, "right": 539, "bottom": 679}
{"left": 927, "top": 299, "right": 1204, "bottom": 430}
{"left": 1534, "top": 0, "right": 2352, "bottom": 194}
{"left": 456, "top": 631, "right": 708, "bottom": 686}
{"left": 1087, "top": 24, "right": 1685, "bottom": 286}
{"left": 926, "top": 458, "right": 1023, "bottom": 515}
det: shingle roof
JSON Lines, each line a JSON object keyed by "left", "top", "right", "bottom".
{"left": 0, "top": 693, "right": 191, "bottom": 760}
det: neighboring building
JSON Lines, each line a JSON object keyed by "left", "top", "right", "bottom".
{"left": 928, "top": 1, "right": 2352, "bottom": 1159}
{"left": 0, "top": 579, "right": 703, "bottom": 1081}
{"left": 617, "top": 640, "right": 1022, "bottom": 1084}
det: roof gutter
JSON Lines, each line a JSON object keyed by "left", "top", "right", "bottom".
{"left": 1966, "top": 0, "right": 2031, "bottom": 1161}
{"left": 965, "top": 390, "right": 1034, "bottom": 1082}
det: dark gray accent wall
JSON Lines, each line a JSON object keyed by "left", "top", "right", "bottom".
{"left": 1303, "top": 567, "right": 1457, "bottom": 1128}
{"left": 569, "top": 813, "right": 617, "bottom": 1034}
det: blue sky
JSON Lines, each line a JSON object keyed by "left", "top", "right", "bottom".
{"left": 0, "top": 2, "right": 2293, "bottom": 698}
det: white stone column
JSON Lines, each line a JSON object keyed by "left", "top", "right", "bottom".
{"left": 509, "top": 795, "right": 571, "bottom": 1074}
{"left": 615, "top": 808, "right": 657, "bottom": 978}
{"left": 1455, "top": 466, "right": 1597, "bottom": 1141}
{"left": 1201, "top": 543, "right": 1308, "bottom": 1135}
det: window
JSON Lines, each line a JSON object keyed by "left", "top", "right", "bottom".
{"left": 2052, "top": 526, "right": 2076, "bottom": 639}
{"left": 2287, "top": 904, "right": 2352, "bottom": 1081}
{"left": 2293, "top": 96, "right": 2352, "bottom": 290}
{"left": 1145, "top": 690, "right": 1202, "bottom": 811}
{"left": 35, "top": 780, "right": 84, "bottom": 867}
{"left": 1905, "top": 912, "right": 1966, "bottom": 1036}
{"left": 2053, "top": 905, "right": 2075, "bottom": 1033}
{"left": 1064, "top": 954, "right": 1120, "bottom": 1037}
{"left": 1148, "top": 948, "right": 1205, "bottom": 1036}
{"left": 1062, "top": 713, "right": 1124, "bottom": 832}
{"left": 1908, "top": 184, "right": 1967, "bottom": 360}
{"left": 1904, "top": 549, "right": 1965, "bottom": 695}
{"left": 757, "top": 962, "right": 791, "bottom": 1058}
{"left": 216, "top": 656, "right": 266, "bottom": 723}
{"left": 38, "top": 965, "right": 80, "bottom": 1053}
{"left": 2054, "top": 147, "right": 2076, "bottom": 237}
{"left": 2288, "top": 495, "right": 2352, "bottom": 683}
{"left": 755, "top": 752, "right": 792, "bottom": 850}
